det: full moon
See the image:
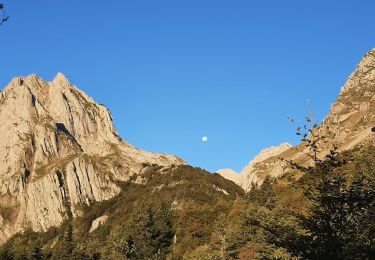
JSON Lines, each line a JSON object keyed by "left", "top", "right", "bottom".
{"left": 202, "top": 136, "right": 208, "bottom": 142}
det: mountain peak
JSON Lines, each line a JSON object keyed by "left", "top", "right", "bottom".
{"left": 219, "top": 48, "right": 375, "bottom": 191}
{"left": 52, "top": 72, "right": 70, "bottom": 85}
{"left": 217, "top": 142, "right": 291, "bottom": 190}
{"left": 249, "top": 143, "right": 292, "bottom": 166}
{"left": 322, "top": 48, "right": 375, "bottom": 150}
{"left": 217, "top": 168, "right": 243, "bottom": 184}
{"left": 340, "top": 47, "right": 375, "bottom": 94}
{"left": 0, "top": 73, "right": 185, "bottom": 244}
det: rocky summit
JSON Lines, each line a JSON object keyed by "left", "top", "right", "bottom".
{"left": 0, "top": 50, "right": 374, "bottom": 258}
{"left": 219, "top": 48, "right": 375, "bottom": 191}
{"left": 218, "top": 143, "right": 292, "bottom": 191}
{"left": 0, "top": 73, "right": 184, "bottom": 243}
{"left": 0, "top": 48, "right": 375, "bottom": 257}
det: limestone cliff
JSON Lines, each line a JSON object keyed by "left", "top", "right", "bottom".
{"left": 219, "top": 48, "right": 375, "bottom": 191}
{"left": 216, "top": 168, "right": 243, "bottom": 185}
{"left": 217, "top": 143, "right": 292, "bottom": 190}
{"left": 0, "top": 73, "right": 185, "bottom": 243}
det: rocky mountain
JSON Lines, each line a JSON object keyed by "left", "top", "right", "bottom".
{"left": 216, "top": 168, "right": 242, "bottom": 185}
{"left": 217, "top": 143, "right": 292, "bottom": 190}
{"left": 0, "top": 165, "right": 246, "bottom": 259}
{"left": 0, "top": 51, "right": 374, "bottom": 259}
{"left": 1, "top": 47, "right": 374, "bottom": 252}
{"left": 219, "top": 48, "right": 375, "bottom": 191}
{"left": 0, "top": 73, "right": 185, "bottom": 244}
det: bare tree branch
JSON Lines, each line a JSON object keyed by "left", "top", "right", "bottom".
{"left": 0, "top": 3, "right": 9, "bottom": 25}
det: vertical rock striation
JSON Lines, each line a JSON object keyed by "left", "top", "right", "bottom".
{"left": 0, "top": 73, "right": 185, "bottom": 243}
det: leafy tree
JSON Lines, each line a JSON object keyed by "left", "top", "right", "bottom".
{"left": 285, "top": 117, "right": 375, "bottom": 258}
{"left": 294, "top": 159, "right": 375, "bottom": 259}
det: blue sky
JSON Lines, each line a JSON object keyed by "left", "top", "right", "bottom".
{"left": 1, "top": 1, "right": 375, "bottom": 172}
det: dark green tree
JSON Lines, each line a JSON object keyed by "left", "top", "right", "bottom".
{"left": 0, "top": 248, "right": 14, "bottom": 260}
{"left": 295, "top": 163, "right": 375, "bottom": 259}
{"left": 31, "top": 245, "right": 44, "bottom": 260}
{"left": 113, "top": 201, "right": 174, "bottom": 259}
{"left": 52, "top": 222, "right": 75, "bottom": 259}
{"left": 247, "top": 176, "right": 276, "bottom": 209}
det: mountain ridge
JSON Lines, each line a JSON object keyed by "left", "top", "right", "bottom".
{"left": 219, "top": 48, "right": 375, "bottom": 190}
{"left": 1, "top": 47, "right": 374, "bottom": 245}
{"left": 0, "top": 73, "right": 185, "bottom": 243}
{"left": 217, "top": 143, "right": 291, "bottom": 188}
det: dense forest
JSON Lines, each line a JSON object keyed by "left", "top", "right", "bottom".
{"left": 0, "top": 144, "right": 374, "bottom": 259}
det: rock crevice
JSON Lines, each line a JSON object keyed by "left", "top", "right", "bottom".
{"left": 0, "top": 73, "right": 185, "bottom": 243}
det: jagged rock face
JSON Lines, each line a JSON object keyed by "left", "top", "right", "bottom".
{"left": 238, "top": 143, "right": 292, "bottom": 191}
{"left": 0, "top": 73, "right": 185, "bottom": 243}
{"left": 218, "top": 143, "right": 292, "bottom": 190}
{"left": 321, "top": 48, "right": 375, "bottom": 149}
{"left": 220, "top": 48, "right": 375, "bottom": 191}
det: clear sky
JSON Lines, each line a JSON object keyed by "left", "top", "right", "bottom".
{"left": 1, "top": 1, "right": 375, "bottom": 172}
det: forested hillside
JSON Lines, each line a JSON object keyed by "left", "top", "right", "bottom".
{"left": 1, "top": 145, "right": 374, "bottom": 259}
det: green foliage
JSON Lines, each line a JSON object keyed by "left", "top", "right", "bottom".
{"left": 247, "top": 176, "right": 276, "bottom": 209}
{"left": 0, "top": 147, "right": 374, "bottom": 259}
{"left": 184, "top": 245, "right": 221, "bottom": 260}
{"left": 291, "top": 150, "right": 375, "bottom": 259}
{"left": 222, "top": 202, "right": 297, "bottom": 259}
{"left": 0, "top": 166, "right": 244, "bottom": 259}
{"left": 111, "top": 201, "right": 173, "bottom": 259}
